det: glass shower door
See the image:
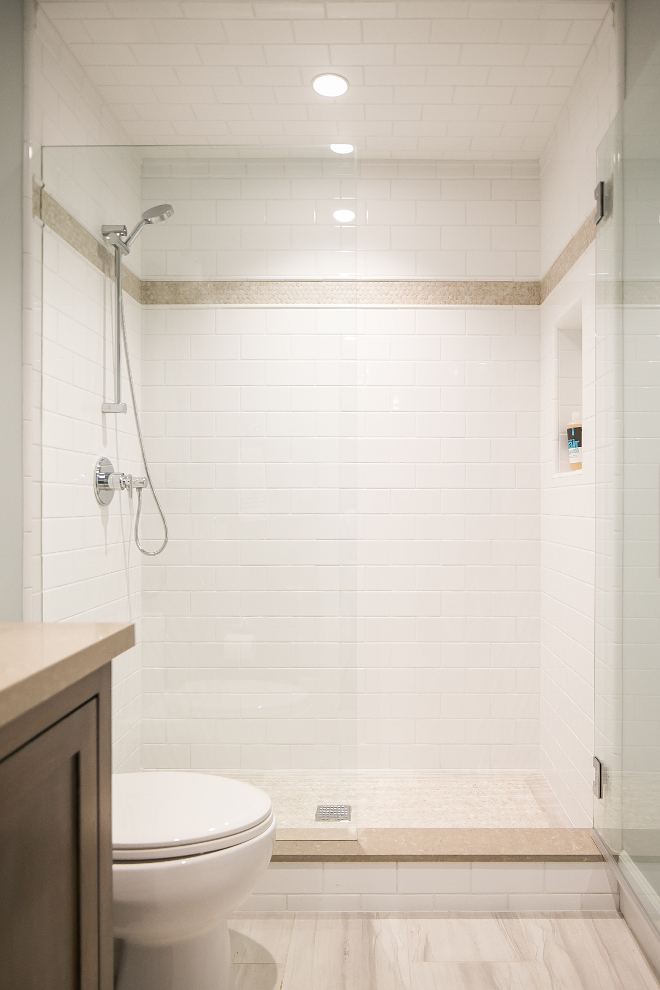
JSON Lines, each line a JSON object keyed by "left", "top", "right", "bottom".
{"left": 595, "top": 38, "right": 660, "bottom": 928}
{"left": 40, "top": 144, "right": 360, "bottom": 837}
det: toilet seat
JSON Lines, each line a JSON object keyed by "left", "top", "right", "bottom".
{"left": 112, "top": 772, "right": 273, "bottom": 862}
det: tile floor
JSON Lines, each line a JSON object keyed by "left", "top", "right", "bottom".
{"left": 230, "top": 772, "right": 570, "bottom": 837}
{"left": 229, "top": 913, "right": 660, "bottom": 990}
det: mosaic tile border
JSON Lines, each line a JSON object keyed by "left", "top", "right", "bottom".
{"left": 540, "top": 209, "right": 597, "bottom": 302}
{"left": 35, "top": 180, "right": 596, "bottom": 309}
{"left": 141, "top": 279, "right": 539, "bottom": 307}
{"left": 624, "top": 280, "right": 660, "bottom": 305}
{"left": 34, "top": 179, "right": 141, "bottom": 304}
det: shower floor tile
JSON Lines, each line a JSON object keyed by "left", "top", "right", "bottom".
{"left": 227, "top": 771, "right": 571, "bottom": 837}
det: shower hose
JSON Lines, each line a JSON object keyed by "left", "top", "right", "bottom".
{"left": 120, "top": 295, "right": 169, "bottom": 556}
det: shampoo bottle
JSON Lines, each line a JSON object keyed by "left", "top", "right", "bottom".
{"left": 567, "top": 412, "right": 582, "bottom": 471}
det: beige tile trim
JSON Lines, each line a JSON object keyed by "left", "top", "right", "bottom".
{"left": 142, "top": 279, "right": 540, "bottom": 307}
{"left": 623, "top": 280, "right": 660, "bottom": 304}
{"left": 272, "top": 828, "right": 602, "bottom": 862}
{"left": 34, "top": 179, "right": 141, "bottom": 304}
{"left": 32, "top": 177, "right": 42, "bottom": 221}
{"left": 540, "top": 209, "right": 597, "bottom": 303}
{"left": 35, "top": 181, "right": 596, "bottom": 308}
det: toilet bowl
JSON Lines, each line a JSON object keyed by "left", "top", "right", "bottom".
{"left": 112, "top": 772, "right": 275, "bottom": 990}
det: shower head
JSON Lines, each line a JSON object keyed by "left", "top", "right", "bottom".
{"left": 142, "top": 204, "right": 174, "bottom": 224}
{"left": 124, "top": 203, "right": 174, "bottom": 250}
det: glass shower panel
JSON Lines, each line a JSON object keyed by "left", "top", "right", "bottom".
{"left": 41, "top": 145, "right": 359, "bottom": 837}
{"left": 594, "top": 112, "right": 624, "bottom": 859}
{"left": 595, "top": 38, "right": 660, "bottom": 926}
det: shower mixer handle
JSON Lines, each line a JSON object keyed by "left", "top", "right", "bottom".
{"left": 108, "top": 471, "right": 130, "bottom": 492}
{"left": 93, "top": 457, "right": 148, "bottom": 505}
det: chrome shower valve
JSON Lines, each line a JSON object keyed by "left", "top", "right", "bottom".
{"left": 94, "top": 457, "right": 149, "bottom": 505}
{"left": 108, "top": 471, "right": 131, "bottom": 492}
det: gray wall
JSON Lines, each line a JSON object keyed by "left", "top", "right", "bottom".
{"left": 0, "top": 0, "right": 24, "bottom": 620}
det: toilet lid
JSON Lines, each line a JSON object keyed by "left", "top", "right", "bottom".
{"left": 112, "top": 772, "right": 272, "bottom": 851}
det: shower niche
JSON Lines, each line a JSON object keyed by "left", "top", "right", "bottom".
{"left": 554, "top": 299, "right": 583, "bottom": 476}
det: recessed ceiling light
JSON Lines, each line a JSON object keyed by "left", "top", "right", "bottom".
{"left": 330, "top": 144, "right": 354, "bottom": 155}
{"left": 333, "top": 209, "right": 356, "bottom": 223}
{"left": 312, "top": 74, "right": 349, "bottom": 97}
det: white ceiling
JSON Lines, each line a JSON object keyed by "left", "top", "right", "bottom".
{"left": 40, "top": 0, "right": 610, "bottom": 158}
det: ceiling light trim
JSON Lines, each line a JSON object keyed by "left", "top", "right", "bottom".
{"left": 312, "top": 74, "right": 349, "bottom": 98}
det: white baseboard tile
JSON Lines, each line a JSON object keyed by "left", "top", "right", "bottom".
{"left": 322, "top": 864, "right": 398, "bottom": 895}
{"left": 543, "top": 863, "right": 617, "bottom": 895}
{"left": 508, "top": 893, "right": 584, "bottom": 911}
{"left": 255, "top": 863, "right": 324, "bottom": 894}
{"left": 471, "top": 864, "right": 545, "bottom": 894}
{"left": 243, "top": 894, "right": 288, "bottom": 911}
{"left": 359, "top": 894, "right": 437, "bottom": 912}
{"left": 241, "top": 860, "right": 619, "bottom": 912}
{"left": 397, "top": 862, "right": 471, "bottom": 894}
{"left": 580, "top": 893, "right": 621, "bottom": 910}
{"left": 286, "top": 894, "right": 363, "bottom": 912}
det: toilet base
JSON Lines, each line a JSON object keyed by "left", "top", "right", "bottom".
{"left": 115, "top": 920, "right": 234, "bottom": 990}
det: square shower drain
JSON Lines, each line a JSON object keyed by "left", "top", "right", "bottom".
{"left": 316, "top": 804, "right": 351, "bottom": 822}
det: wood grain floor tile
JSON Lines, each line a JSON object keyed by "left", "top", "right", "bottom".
{"left": 229, "top": 916, "right": 295, "bottom": 965}
{"left": 229, "top": 912, "right": 660, "bottom": 990}
{"left": 281, "top": 916, "right": 410, "bottom": 990}
{"left": 410, "top": 961, "right": 542, "bottom": 990}
{"left": 234, "top": 963, "right": 284, "bottom": 990}
{"left": 407, "top": 917, "right": 531, "bottom": 963}
{"left": 520, "top": 917, "right": 660, "bottom": 990}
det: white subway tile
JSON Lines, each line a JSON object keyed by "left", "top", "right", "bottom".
{"left": 255, "top": 864, "right": 323, "bottom": 894}
{"left": 398, "top": 863, "right": 471, "bottom": 894}
{"left": 471, "top": 864, "right": 544, "bottom": 894}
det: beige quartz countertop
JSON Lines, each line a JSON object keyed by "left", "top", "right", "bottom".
{"left": 0, "top": 622, "right": 134, "bottom": 730}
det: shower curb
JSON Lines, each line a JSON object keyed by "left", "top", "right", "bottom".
{"left": 271, "top": 828, "right": 601, "bottom": 862}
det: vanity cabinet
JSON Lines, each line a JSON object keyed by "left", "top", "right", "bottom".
{"left": 0, "top": 624, "right": 132, "bottom": 990}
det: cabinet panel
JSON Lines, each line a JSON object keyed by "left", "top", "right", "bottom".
{"left": 0, "top": 700, "right": 99, "bottom": 990}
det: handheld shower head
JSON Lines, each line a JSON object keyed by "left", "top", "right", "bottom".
{"left": 124, "top": 204, "right": 174, "bottom": 250}
{"left": 142, "top": 204, "right": 174, "bottom": 224}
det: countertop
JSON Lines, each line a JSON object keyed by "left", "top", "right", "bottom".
{"left": 0, "top": 622, "right": 135, "bottom": 730}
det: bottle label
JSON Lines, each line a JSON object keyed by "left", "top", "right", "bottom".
{"left": 567, "top": 425, "right": 582, "bottom": 464}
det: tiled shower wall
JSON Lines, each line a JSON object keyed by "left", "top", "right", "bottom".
{"left": 140, "top": 301, "right": 540, "bottom": 771}
{"left": 41, "top": 227, "right": 144, "bottom": 771}
{"left": 23, "top": 0, "right": 626, "bottom": 811}
{"left": 27, "top": 8, "right": 144, "bottom": 771}
{"left": 30, "top": 10, "right": 615, "bottom": 785}
{"left": 539, "top": 10, "right": 618, "bottom": 825}
{"left": 140, "top": 157, "right": 539, "bottom": 281}
{"left": 138, "top": 161, "right": 540, "bottom": 771}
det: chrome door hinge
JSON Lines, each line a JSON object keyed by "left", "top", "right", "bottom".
{"left": 594, "top": 182, "right": 605, "bottom": 224}
{"left": 593, "top": 756, "right": 604, "bottom": 799}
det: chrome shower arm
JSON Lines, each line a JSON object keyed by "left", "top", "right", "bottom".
{"left": 124, "top": 218, "right": 148, "bottom": 250}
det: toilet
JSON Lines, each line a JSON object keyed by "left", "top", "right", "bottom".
{"left": 112, "top": 772, "right": 275, "bottom": 990}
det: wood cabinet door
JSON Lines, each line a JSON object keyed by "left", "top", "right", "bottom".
{"left": 0, "top": 700, "right": 99, "bottom": 990}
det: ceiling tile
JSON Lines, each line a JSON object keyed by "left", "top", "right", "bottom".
{"left": 40, "top": 0, "right": 610, "bottom": 159}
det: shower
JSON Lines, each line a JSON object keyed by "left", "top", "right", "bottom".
{"left": 97, "top": 205, "right": 174, "bottom": 556}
